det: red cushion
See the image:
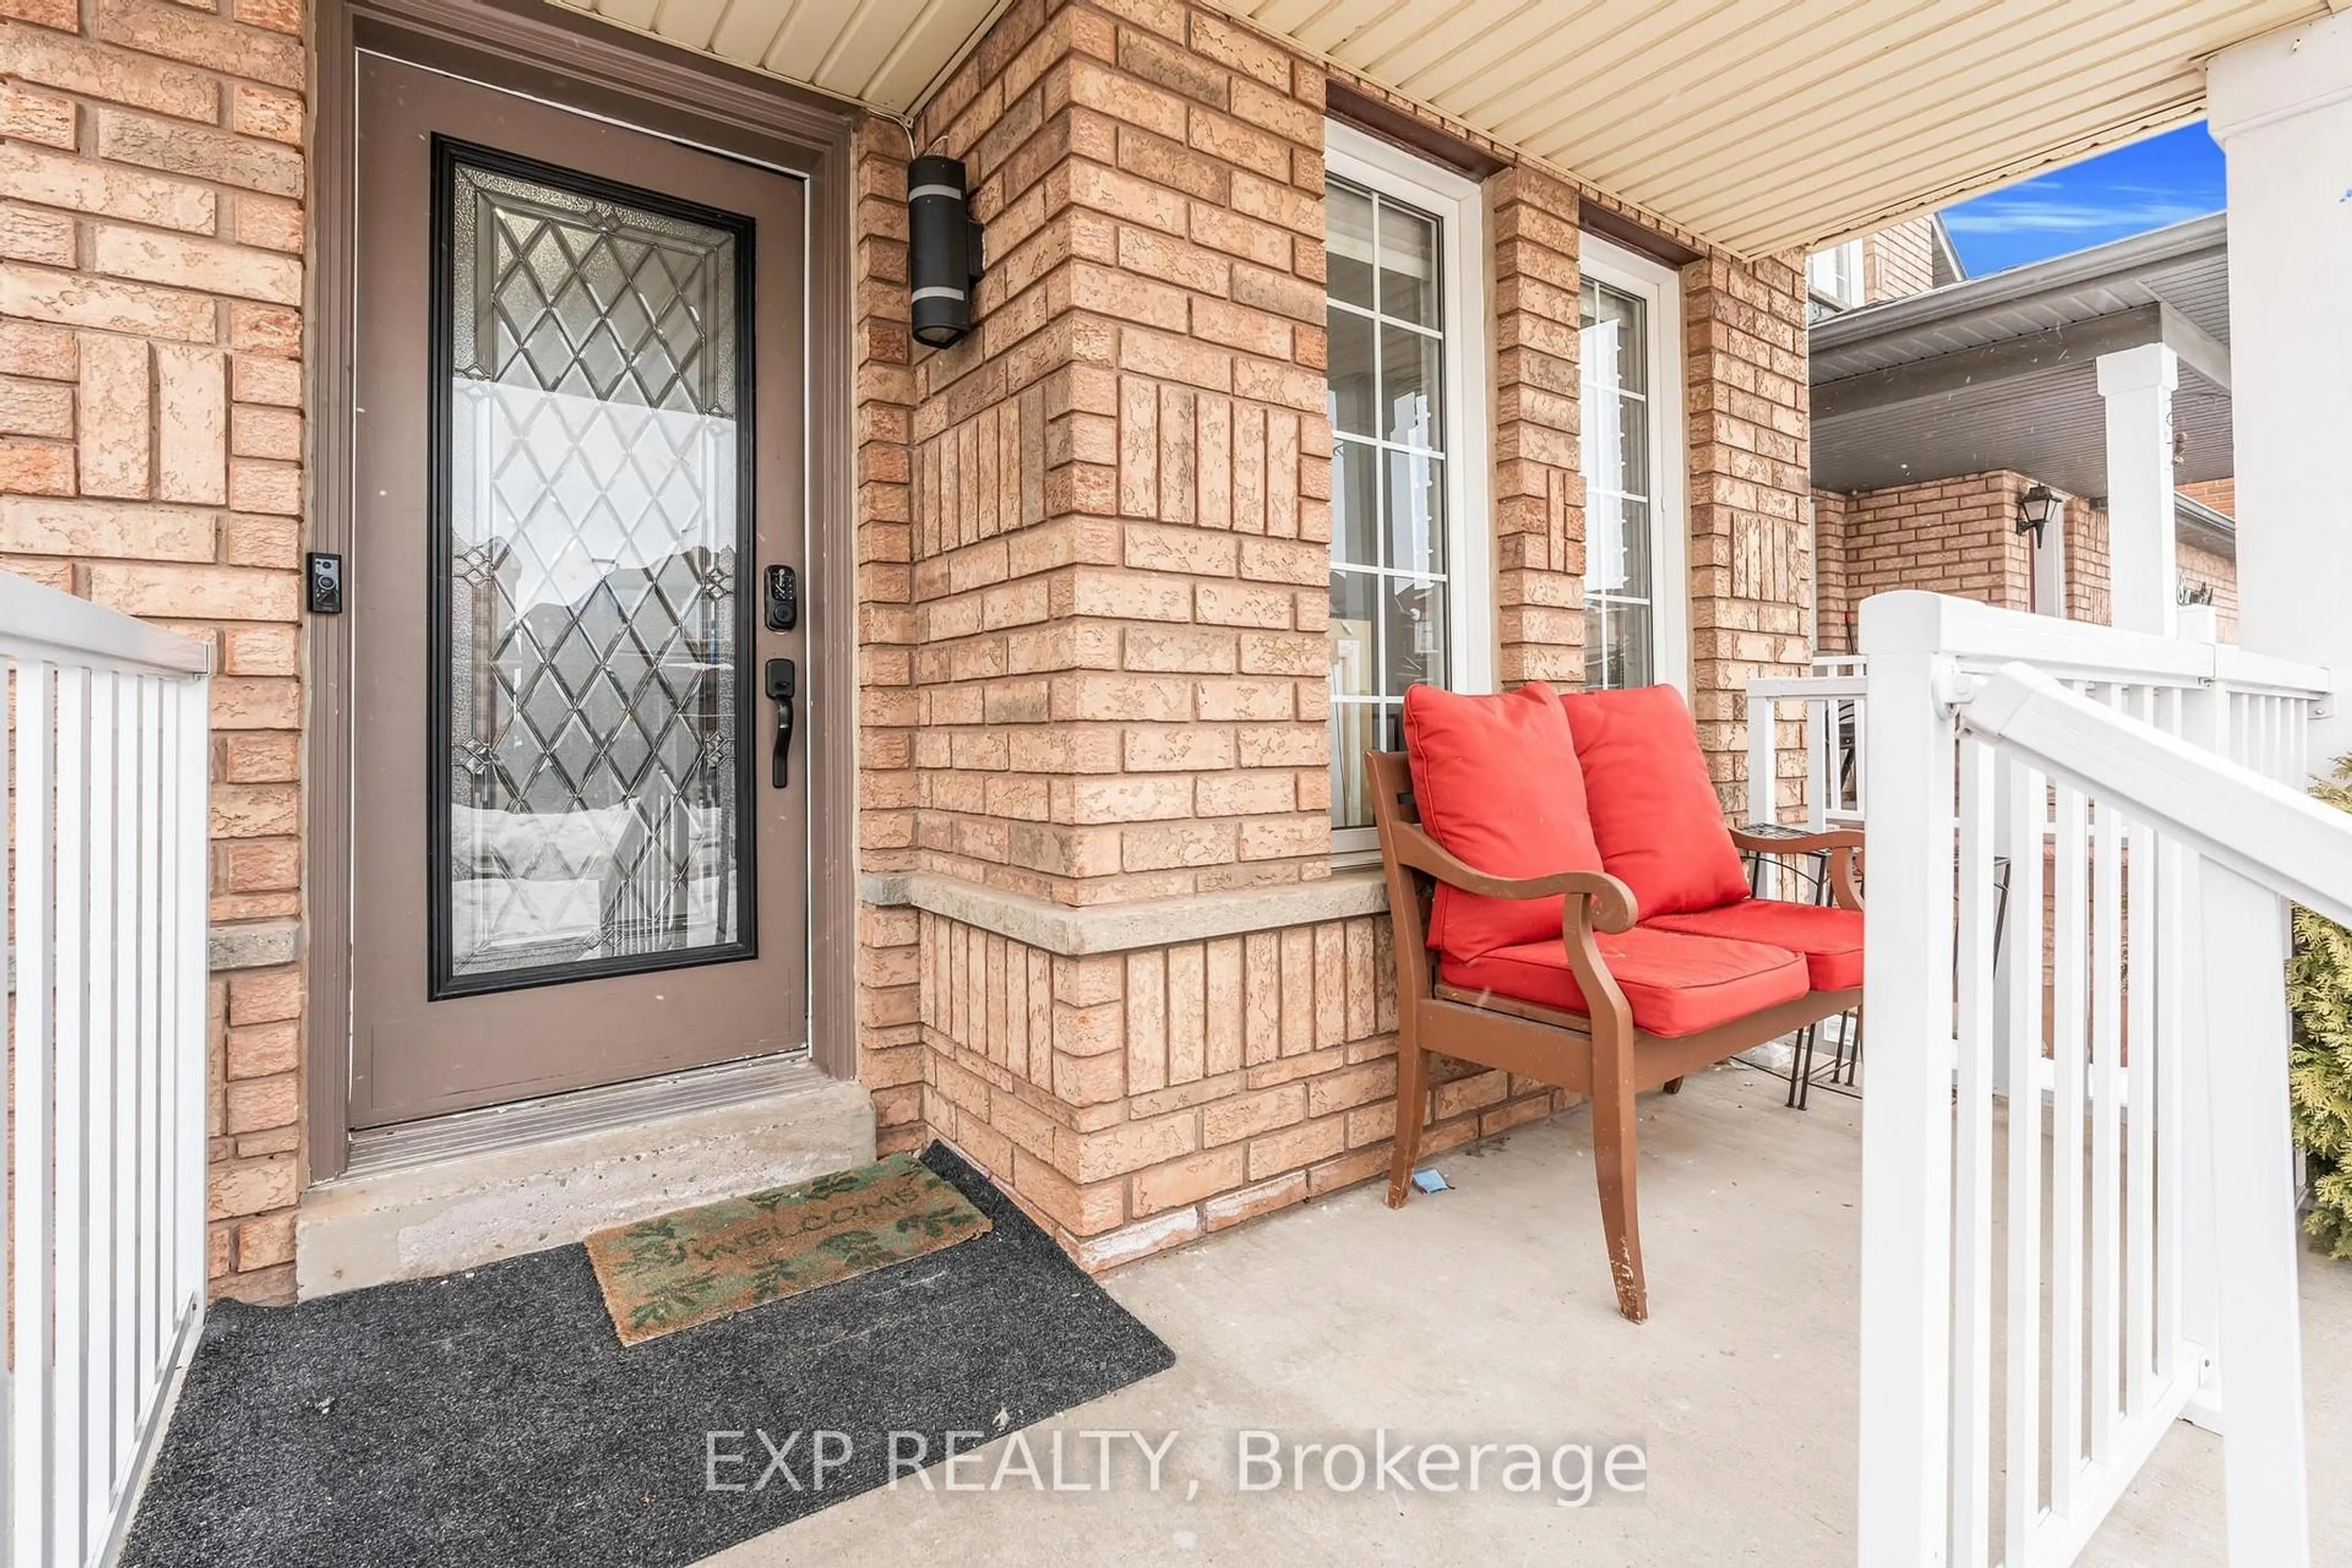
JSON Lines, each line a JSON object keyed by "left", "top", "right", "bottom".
{"left": 1645, "top": 899, "right": 1863, "bottom": 991}
{"left": 1403, "top": 682, "right": 1604, "bottom": 962}
{"left": 1438, "top": 928, "right": 1809, "bottom": 1038}
{"left": 1558, "top": 685, "right": 1750, "bottom": 920}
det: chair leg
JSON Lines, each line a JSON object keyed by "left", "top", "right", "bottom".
{"left": 1785, "top": 1021, "right": 1810, "bottom": 1109}
{"left": 1385, "top": 1040, "right": 1429, "bottom": 1208}
{"left": 1593, "top": 1085, "right": 1648, "bottom": 1322}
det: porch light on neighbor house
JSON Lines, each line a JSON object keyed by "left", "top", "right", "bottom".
{"left": 2014, "top": 483, "right": 2060, "bottom": 545}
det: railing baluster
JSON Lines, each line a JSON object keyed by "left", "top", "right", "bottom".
{"left": 11, "top": 662, "right": 55, "bottom": 1568}
{"left": 137, "top": 674, "right": 162, "bottom": 1408}
{"left": 1951, "top": 736, "right": 1997, "bottom": 1568}
{"left": 175, "top": 677, "right": 209, "bottom": 1323}
{"left": 2051, "top": 774, "right": 2090, "bottom": 1517}
{"left": 84, "top": 673, "right": 118, "bottom": 1532}
{"left": 2089, "top": 690, "right": 2125, "bottom": 1464}
{"left": 2124, "top": 686, "right": 2157, "bottom": 1419}
{"left": 2003, "top": 758, "right": 2047, "bottom": 1562}
{"left": 51, "top": 666, "right": 88, "bottom": 1568}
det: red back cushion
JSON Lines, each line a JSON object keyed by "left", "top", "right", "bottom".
{"left": 1401, "top": 682, "right": 1604, "bottom": 961}
{"left": 1558, "top": 685, "right": 1749, "bottom": 919}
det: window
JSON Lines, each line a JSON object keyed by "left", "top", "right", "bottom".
{"left": 1322, "top": 124, "right": 1490, "bottom": 843}
{"left": 1806, "top": 238, "right": 1863, "bottom": 313}
{"left": 1579, "top": 235, "right": 1686, "bottom": 693}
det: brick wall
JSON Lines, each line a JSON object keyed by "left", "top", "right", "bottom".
{"left": 1686, "top": 253, "right": 1815, "bottom": 820}
{"left": 1, "top": 0, "right": 306, "bottom": 1300}
{"left": 1833, "top": 471, "right": 2036, "bottom": 617}
{"left": 851, "top": 116, "right": 927, "bottom": 1154}
{"left": 1812, "top": 488, "right": 1852, "bottom": 654}
{"left": 1861, "top": 217, "right": 1934, "bottom": 304}
{"left": 896, "top": 0, "right": 1333, "bottom": 910}
{"left": 2064, "top": 496, "right": 2108, "bottom": 625}
{"left": 888, "top": 0, "right": 1817, "bottom": 1270}
{"left": 1488, "top": 164, "right": 1585, "bottom": 687}
{"left": 2179, "top": 477, "right": 2234, "bottom": 516}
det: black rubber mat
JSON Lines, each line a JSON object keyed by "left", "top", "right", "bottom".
{"left": 122, "top": 1144, "right": 1174, "bottom": 1567}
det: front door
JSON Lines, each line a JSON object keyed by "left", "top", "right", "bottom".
{"left": 348, "top": 56, "right": 808, "bottom": 1127}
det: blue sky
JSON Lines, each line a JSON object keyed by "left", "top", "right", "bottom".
{"left": 1940, "top": 123, "right": 2225, "bottom": 277}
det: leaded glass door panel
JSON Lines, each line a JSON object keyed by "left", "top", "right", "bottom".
{"left": 350, "top": 59, "right": 809, "bottom": 1127}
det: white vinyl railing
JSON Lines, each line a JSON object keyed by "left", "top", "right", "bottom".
{"left": 3, "top": 571, "right": 211, "bottom": 1568}
{"left": 1853, "top": 590, "right": 2332, "bottom": 1568}
{"left": 1747, "top": 654, "right": 1868, "bottom": 829}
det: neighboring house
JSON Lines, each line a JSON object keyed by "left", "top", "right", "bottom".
{"left": 1803, "top": 212, "right": 1965, "bottom": 320}
{"left": 1807, "top": 216, "right": 2240, "bottom": 650}
{"left": 0, "top": 0, "right": 2315, "bottom": 1313}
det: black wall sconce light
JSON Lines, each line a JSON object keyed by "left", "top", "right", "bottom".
{"left": 907, "top": 155, "right": 982, "bottom": 349}
{"left": 2014, "top": 483, "right": 2061, "bottom": 546}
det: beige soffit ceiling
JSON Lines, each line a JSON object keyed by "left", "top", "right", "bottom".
{"left": 547, "top": 0, "right": 1016, "bottom": 117}
{"left": 1204, "top": 0, "right": 2326, "bottom": 258}
{"left": 554, "top": 1, "right": 2326, "bottom": 258}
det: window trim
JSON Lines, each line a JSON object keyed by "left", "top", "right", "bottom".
{"left": 1579, "top": 230, "right": 1689, "bottom": 694}
{"left": 1324, "top": 121, "right": 1494, "bottom": 853}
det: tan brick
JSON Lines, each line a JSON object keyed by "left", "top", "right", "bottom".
{"left": 2, "top": 23, "right": 220, "bottom": 123}
{"left": 0, "top": 437, "right": 74, "bottom": 495}
{"left": 212, "top": 675, "right": 298, "bottom": 728}
{"left": 1129, "top": 1143, "right": 1245, "bottom": 1216}
{"left": 0, "top": 143, "right": 217, "bottom": 235}
{"left": 230, "top": 402, "right": 300, "bottom": 461}
{"left": 0, "top": 202, "right": 74, "bottom": 266}
{"left": 1068, "top": 1111, "right": 1196, "bottom": 1183}
{"left": 206, "top": 1153, "right": 295, "bottom": 1220}
{"left": 0, "top": 374, "right": 73, "bottom": 439}
{"left": 232, "top": 0, "right": 301, "bottom": 36}
{"left": 77, "top": 331, "right": 151, "bottom": 499}
{"left": 88, "top": 561, "right": 298, "bottom": 619}
{"left": 213, "top": 781, "right": 296, "bottom": 837}
{"left": 1246, "top": 1114, "right": 1345, "bottom": 1180}
{"left": 225, "top": 1019, "right": 299, "bottom": 1081}
{"left": 92, "top": 224, "right": 303, "bottom": 306}
{"left": 235, "top": 1212, "right": 296, "bottom": 1269}
{"left": 93, "top": 0, "right": 304, "bottom": 91}
{"left": 96, "top": 108, "right": 303, "bottom": 198}
{"left": 0, "top": 318, "right": 75, "bottom": 380}
{"left": 224, "top": 1072, "right": 297, "bottom": 1135}
{"left": 0, "top": 495, "right": 212, "bottom": 559}
{"left": 1, "top": 260, "right": 215, "bottom": 342}
{"left": 235, "top": 194, "right": 304, "bottom": 255}
{"left": 223, "top": 622, "right": 296, "bottom": 674}
{"left": 220, "top": 836, "right": 296, "bottom": 892}
{"left": 227, "top": 457, "right": 298, "bottom": 514}
{"left": 156, "top": 343, "right": 228, "bottom": 504}
{"left": 0, "top": 84, "right": 77, "bottom": 150}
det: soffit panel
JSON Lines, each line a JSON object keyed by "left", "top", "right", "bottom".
{"left": 1210, "top": 0, "right": 2324, "bottom": 257}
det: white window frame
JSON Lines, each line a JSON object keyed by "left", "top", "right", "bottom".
{"left": 1807, "top": 237, "right": 1864, "bottom": 310}
{"left": 1578, "top": 231, "right": 1689, "bottom": 694}
{"left": 1324, "top": 121, "right": 1494, "bottom": 854}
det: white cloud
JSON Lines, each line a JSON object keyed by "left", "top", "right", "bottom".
{"left": 1943, "top": 184, "right": 2217, "bottom": 236}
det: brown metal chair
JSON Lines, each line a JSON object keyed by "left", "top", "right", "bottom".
{"left": 1367, "top": 750, "right": 1863, "bottom": 1322}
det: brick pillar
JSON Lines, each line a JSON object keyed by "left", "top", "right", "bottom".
{"left": 1812, "top": 488, "right": 1851, "bottom": 654}
{"left": 0, "top": 0, "right": 308, "bottom": 1300}
{"left": 907, "top": 0, "right": 1332, "bottom": 907}
{"left": 1682, "top": 252, "right": 1814, "bottom": 821}
{"left": 1488, "top": 164, "right": 1585, "bottom": 687}
{"left": 851, "top": 117, "right": 927, "bottom": 1153}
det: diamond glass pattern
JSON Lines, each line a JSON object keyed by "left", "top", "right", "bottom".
{"left": 443, "top": 154, "right": 747, "bottom": 982}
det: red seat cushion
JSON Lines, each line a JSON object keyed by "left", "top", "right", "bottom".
{"left": 1438, "top": 928, "right": 1809, "bottom": 1038}
{"left": 1403, "top": 682, "right": 1605, "bottom": 962}
{"left": 1558, "top": 685, "right": 1750, "bottom": 920}
{"left": 1645, "top": 899, "right": 1864, "bottom": 992}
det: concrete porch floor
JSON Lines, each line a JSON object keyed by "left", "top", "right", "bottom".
{"left": 707, "top": 1064, "right": 2352, "bottom": 1568}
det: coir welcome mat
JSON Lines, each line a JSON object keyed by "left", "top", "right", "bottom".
{"left": 119, "top": 1144, "right": 1174, "bottom": 1568}
{"left": 586, "top": 1151, "right": 992, "bottom": 1344}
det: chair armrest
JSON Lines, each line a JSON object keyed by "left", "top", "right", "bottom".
{"left": 1728, "top": 826, "right": 1862, "bottom": 855}
{"left": 1385, "top": 821, "right": 1638, "bottom": 933}
{"left": 1730, "top": 827, "right": 1863, "bottom": 913}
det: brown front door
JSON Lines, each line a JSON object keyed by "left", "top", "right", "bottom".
{"left": 347, "top": 56, "right": 809, "bottom": 1127}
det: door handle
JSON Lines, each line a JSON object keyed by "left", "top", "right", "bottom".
{"left": 764, "top": 657, "right": 796, "bottom": 789}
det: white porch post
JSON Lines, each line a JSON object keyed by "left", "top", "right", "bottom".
{"left": 2095, "top": 343, "right": 2179, "bottom": 636}
{"left": 2211, "top": 13, "right": 2352, "bottom": 763}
